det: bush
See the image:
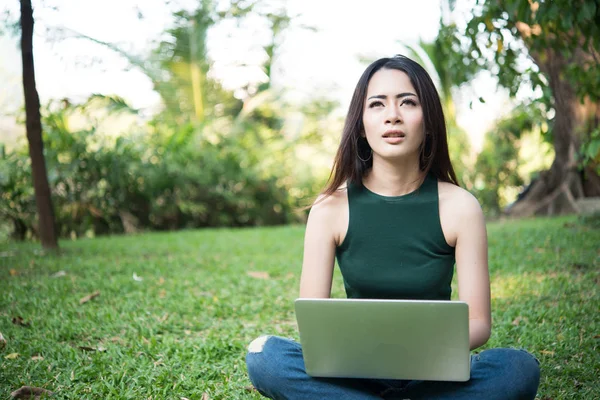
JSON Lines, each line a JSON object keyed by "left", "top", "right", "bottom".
{"left": 0, "top": 102, "right": 315, "bottom": 240}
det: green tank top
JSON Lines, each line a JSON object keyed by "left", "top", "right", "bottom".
{"left": 335, "top": 174, "right": 455, "bottom": 300}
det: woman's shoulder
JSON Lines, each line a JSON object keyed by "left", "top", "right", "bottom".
{"left": 310, "top": 185, "right": 349, "bottom": 216}
{"left": 437, "top": 181, "right": 483, "bottom": 217}
{"left": 437, "top": 180, "right": 485, "bottom": 245}
{"left": 307, "top": 185, "right": 349, "bottom": 246}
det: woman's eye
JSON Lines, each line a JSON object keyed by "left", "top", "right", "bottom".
{"left": 401, "top": 99, "right": 417, "bottom": 106}
{"left": 368, "top": 101, "right": 384, "bottom": 108}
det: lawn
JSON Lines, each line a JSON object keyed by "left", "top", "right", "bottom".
{"left": 1, "top": 216, "right": 598, "bottom": 399}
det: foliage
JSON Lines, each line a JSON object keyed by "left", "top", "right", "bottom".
{"left": 442, "top": 0, "right": 600, "bottom": 100}
{"left": 103, "top": 0, "right": 296, "bottom": 127}
{"left": 151, "top": 1, "right": 248, "bottom": 125}
{"left": 0, "top": 1, "right": 339, "bottom": 241}
{"left": 0, "top": 216, "right": 598, "bottom": 398}
{"left": 446, "top": 125, "right": 472, "bottom": 187}
{"left": 0, "top": 143, "right": 34, "bottom": 239}
{"left": 580, "top": 127, "right": 600, "bottom": 175}
{"left": 468, "top": 101, "right": 553, "bottom": 215}
{"left": 440, "top": 0, "right": 600, "bottom": 172}
{"left": 0, "top": 95, "right": 322, "bottom": 239}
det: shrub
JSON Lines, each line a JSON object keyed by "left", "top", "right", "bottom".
{"left": 0, "top": 102, "right": 315, "bottom": 240}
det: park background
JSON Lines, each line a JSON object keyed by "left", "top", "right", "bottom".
{"left": 1, "top": 0, "right": 599, "bottom": 398}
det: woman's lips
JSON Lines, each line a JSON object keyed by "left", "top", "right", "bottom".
{"left": 383, "top": 136, "right": 406, "bottom": 144}
{"left": 382, "top": 130, "right": 406, "bottom": 144}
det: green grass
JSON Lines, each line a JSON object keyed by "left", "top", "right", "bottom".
{"left": 1, "top": 216, "right": 598, "bottom": 399}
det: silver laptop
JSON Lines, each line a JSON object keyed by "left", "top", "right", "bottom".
{"left": 295, "top": 298, "right": 470, "bottom": 382}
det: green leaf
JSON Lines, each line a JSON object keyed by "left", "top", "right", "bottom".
{"left": 579, "top": 2, "right": 597, "bottom": 22}
{"left": 586, "top": 140, "right": 600, "bottom": 159}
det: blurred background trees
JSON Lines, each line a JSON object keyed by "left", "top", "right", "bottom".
{"left": 440, "top": 0, "right": 600, "bottom": 216}
{"left": 1, "top": 0, "right": 599, "bottom": 242}
{"left": 1, "top": 0, "right": 334, "bottom": 240}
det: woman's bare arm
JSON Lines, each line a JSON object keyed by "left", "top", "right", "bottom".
{"left": 298, "top": 194, "right": 345, "bottom": 298}
{"left": 454, "top": 192, "right": 492, "bottom": 350}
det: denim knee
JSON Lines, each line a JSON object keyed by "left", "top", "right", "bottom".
{"left": 246, "top": 335, "right": 303, "bottom": 395}
{"left": 511, "top": 349, "right": 540, "bottom": 397}
{"left": 480, "top": 348, "right": 540, "bottom": 399}
{"left": 246, "top": 335, "right": 274, "bottom": 389}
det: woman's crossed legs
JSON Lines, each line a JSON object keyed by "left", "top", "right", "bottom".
{"left": 246, "top": 336, "right": 540, "bottom": 400}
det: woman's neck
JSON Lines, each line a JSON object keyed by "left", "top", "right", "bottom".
{"left": 362, "top": 157, "right": 425, "bottom": 197}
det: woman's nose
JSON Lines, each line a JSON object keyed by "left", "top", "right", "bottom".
{"left": 385, "top": 106, "right": 402, "bottom": 124}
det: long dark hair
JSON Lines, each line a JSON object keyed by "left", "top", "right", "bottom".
{"left": 321, "top": 55, "right": 458, "bottom": 198}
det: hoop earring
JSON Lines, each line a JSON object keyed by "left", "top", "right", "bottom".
{"left": 357, "top": 148, "right": 372, "bottom": 162}
{"left": 420, "top": 140, "right": 434, "bottom": 167}
{"left": 356, "top": 137, "right": 372, "bottom": 162}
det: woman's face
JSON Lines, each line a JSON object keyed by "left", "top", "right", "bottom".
{"left": 362, "top": 68, "right": 425, "bottom": 163}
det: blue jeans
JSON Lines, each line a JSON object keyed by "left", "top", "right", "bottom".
{"left": 246, "top": 336, "right": 540, "bottom": 399}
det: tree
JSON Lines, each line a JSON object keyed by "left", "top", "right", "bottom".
{"left": 51, "top": 0, "right": 253, "bottom": 127}
{"left": 442, "top": 0, "right": 600, "bottom": 216}
{"left": 19, "top": 0, "right": 58, "bottom": 249}
{"left": 51, "top": 1, "right": 316, "bottom": 129}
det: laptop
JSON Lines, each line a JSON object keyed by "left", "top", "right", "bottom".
{"left": 294, "top": 298, "right": 470, "bottom": 382}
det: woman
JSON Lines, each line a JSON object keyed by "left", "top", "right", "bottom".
{"left": 246, "top": 55, "right": 540, "bottom": 399}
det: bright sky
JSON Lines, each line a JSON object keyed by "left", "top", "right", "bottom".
{"left": 0, "top": 0, "right": 511, "bottom": 150}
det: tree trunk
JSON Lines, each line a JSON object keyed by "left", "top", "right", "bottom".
{"left": 20, "top": 0, "right": 59, "bottom": 249}
{"left": 506, "top": 38, "right": 600, "bottom": 217}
